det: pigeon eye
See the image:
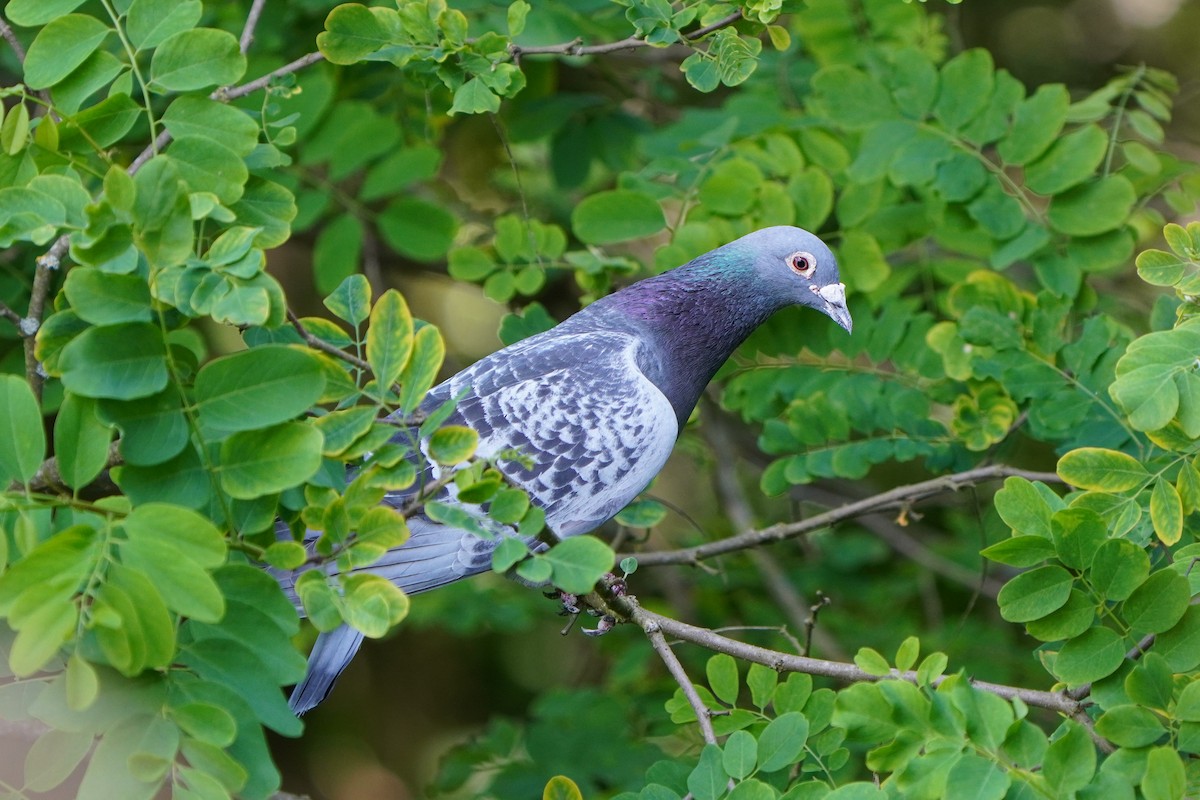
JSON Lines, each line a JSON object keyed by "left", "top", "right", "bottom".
{"left": 788, "top": 251, "right": 816, "bottom": 278}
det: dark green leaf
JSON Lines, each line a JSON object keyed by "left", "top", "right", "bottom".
{"left": 195, "top": 345, "right": 325, "bottom": 433}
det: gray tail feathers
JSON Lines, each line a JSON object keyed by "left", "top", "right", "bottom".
{"left": 288, "top": 624, "right": 365, "bottom": 715}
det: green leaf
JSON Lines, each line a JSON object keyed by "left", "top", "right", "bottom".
{"left": 540, "top": 535, "right": 614, "bottom": 594}
{"left": 489, "top": 488, "right": 529, "bottom": 525}
{"left": 1050, "top": 508, "right": 1106, "bottom": 570}
{"left": 5, "top": 0, "right": 87, "bottom": 26}
{"left": 853, "top": 647, "right": 891, "bottom": 676}
{"left": 1150, "top": 477, "right": 1183, "bottom": 546}
{"left": 167, "top": 137, "right": 249, "bottom": 205}
{"left": 428, "top": 425, "right": 478, "bottom": 465}
{"left": 23, "top": 14, "right": 112, "bottom": 90}
{"left": 341, "top": 573, "right": 410, "bottom": 638}
{"left": 367, "top": 289, "right": 414, "bottom": 391}
{"left": 997, "top": 565, "right": 1074, "bottom": 623}
{"left": 54, "top": 392, "right": 112, "bottom": 490}
{"left": 1095, "top": 705, "right": 1165, "bottom": 747}
{"left": 980, "top": 535, "right": 1057, "bottom": 567}
{"left": 933, "top": 49, "right": 993, "bottom": 132}
{"left": 681, "top": 53, "right": 719, "bottom": 93}
{"left": 1046, "top": 176, "right": 1136, "bottom": 236}
{"left": 149, "top": 28, "right": 246, "bottom": 92}
{"left": 615, "top": 499, "right": 668, "bottom": 528}
{"left": 1111, "top": 322, "right": 1200, "bottom": 431}
{"left": 10, "top": 600, "right": 76, "bottom": 676}
{"left": 218, "top": 422, "right": 324, "bottom": 499}
{"left": 746, "top": 662, "right": 778, "bottom": 710}
{"left": 231, "top": 177, "right": 297, "bottom": 248}
{"left": 450, "top": 78, "right": 501, "bottom": 115}
{"left": 998, "top": 84, "right": 1069, "bottom": 165}
{"left": 63, "top": 267, "right": 152, "bottom": 325}
{"left": 58, "top": 322, "right": 169, "bottom": 400}
{"left": 894, "top": 636, "right": 919, "bottom": 672}
{"left": 127, "top": 0, "right": 202, "bottom": 51}
{"left": 0, "top": 375, "right": 45, "bottom": 484}
{"left": 1141, "top": 747, "right": 1185, "bottom": 800}
{"left": 706, "top": 653, "right": 739, "bottom": 705}
{"left": 542, "top": 775, "right": 583, "bottom": 800}
{"left": 318, "top": 3, "right": 393, "bottom": 64}
{"left": 722, "top": 729, "right": 757, "bottom": 780}
{"left": 57, "top": 93, "right": 141, "bottom": 150}
{"left": 507, "top": 0, "right": 530, "bottom": 36}
{"left": 313, "top": 216, "right": 363, "bottom": 295}
{"left": 571, "top": 190, "right": 665, "bottom": 245}
{"left": 397, "top": 324, "right": 444, "bottom": 415}
{"left": 687, "top": 744, "right": 728, "bottom": 800}
{"left": 994, "top": 476, "right": 1056, "bottom": 536}
{"left": 1157, "top": 606, "right": 1200, "bottom": 671}
{"left": 377, "top": 197, "right": 458, "bottom": 262}
{"left": 944, "top": 753, "right": 1010, "bottom": 800}
{"left": 1042, "top": 721, "right": 1095, "bottom": 794}
{"left": 1122, "top": 570, "right": 1189, "bottom": 634}
{"left": 1025, "top": 589, "right": 1095, "bottom": 642}
{"left": 1057, "top": 447, "right": 1149, "bottom": 492}
{"left": 838, "top": 230, "right": 890, "bottom": 292}
{"left": 161, "top": 95, "right": 259, "bottom": 158}
{"left": 325, "top": 273, "right": 372, "bottom": 326}
{"left": 195, "top": 345, "right": 325, "bottom": 433}
{"left": 1052, "top": 626, "right": 1126, "bottom": 684}
{"left": 757, "top": 711, "right": 809, "bottom": 772}
{"left": 1136, "top": 249, "right": 1187, "bottom": 287}
{"left": 1024, "top": 124, "right": 1107, "bottom": 194}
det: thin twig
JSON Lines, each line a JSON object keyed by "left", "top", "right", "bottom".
{"left": 0, "top": 13, "right": 26, "bottom": 62}
{"left": 616, "top": 595, "right": 1091, "bottom": 722}
{"left": 218, "top": 51, "right": 325, "bottom": 102}
{"left": 23, "top": 244, "right": 65, "bottom": 403}
{"left": 509, "top": 9, "right": 742, "bottom": 59}
{"left": 802, "top": 592, "right": 831, "bottom": 658}
{"left": 239, "top": 0, "right": 268, "bottom": 54}
{"left": 0, "top": 300, "right": 20, "bottom": 327}
{"left": 644, "top": 619, "right": 718, "bottom": 745}
{"left": 287, "top": 309, "right": 370, "bottom": 371}
{"left": 7, "top": 441, "right": 123, "bottom": 494}
{"left": 623, "top": 466, "right": 1063, "bottom": 567}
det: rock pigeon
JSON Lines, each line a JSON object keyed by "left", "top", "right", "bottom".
{"left": 282, "top": 225, "right": 851, "bottom": 713}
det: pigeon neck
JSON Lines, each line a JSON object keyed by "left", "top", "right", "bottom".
{"left": 608, "top": 262, "right": 778, "bottom": 425}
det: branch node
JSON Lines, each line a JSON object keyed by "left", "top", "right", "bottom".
{"left": 18, "top": 317, "right": 39, "bottom": 336}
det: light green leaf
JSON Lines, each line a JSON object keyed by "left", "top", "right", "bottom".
{"left": 1050, "top": 508, "right": 1106, "bottom": 570}
{"left": 63, "top": 267, "right": 152, "bottom": 325}
{"left": 149, "top": 28, "right": 246, "bottom": 92}
{"left": 572, "top": 190, "right": 665, "bottom": 245}
{"left": 687, "top": 744, "right": 728, "bottom": 800}
{"left": 230, "top": 177, "right": 297, "bottom": 248}
{"left": 933, "top": 49, "right": 994, "bottom": 132}
{"left": 377, "top": 197, "right": 458, "bottom": 262}
{"left": 23, "top": 14, "right": 112, "bottom": 90}
{"left": 540, "top": 535, "right": 614, "bottom": 594}
{"left": 542, "top": 775, "right": 583, "bottom": 800}
{"left": 5, "top": 0, "right": 87, "bottom": 26}
{"left": 0, "top": 375, "right": 45, "bottom": 484}
{"left": 944, "top": 753, "right": 1010, "bottom": 800}
{"left": 1142, "top": 747, "right": 1185, "bottom": 800}
{"left": 428, "top": 425, "right": 478, "bottom": 465}
{"left": 397, "top": 324, "right": 444, "bottom": 415}
{"left": 195, "top": 345, "right": 325, "bottom": 433}
{"left": 367, "top": 289, "right": 414, "bottom": 391}
{"left": 450, "top": 78, "right": 501, "bottom": 115}
{"left": 1057, "top": 447, "right": 1149, "bottom": 492}
{"left": 167, "top": 137, "right": 249, "bottom": 205}
{"left": 317, "top": 3, "right": 393, "bottom": 64}
{"left": 998, "top": 84, "right": 1070, "bottom": 165}
{"left": 218, "top": 422, "right": 323, "bottom": 499}
{"left": 722, "top": 729, "right": 757, "bottom": 780}
{"left": 341, "top": 573, "right": 409, "bottom": 638}
{"left": 1095, "top": 705, "right": 1166, "bottom": 748}
{"left": 313, "top": 215, "right": 363, "bottom": 295}
{"left": 1111, "top": 321, "right": 1200, "bottom": 431}
{"left": 1150, "top": 477, "right": 1183, "bottom": 546}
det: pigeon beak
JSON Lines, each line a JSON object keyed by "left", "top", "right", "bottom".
{"left": 817, "top": 282, "right": 852, "bottom": 334}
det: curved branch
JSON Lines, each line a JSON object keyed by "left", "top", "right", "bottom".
{"left": 623, "top": 465, "right": 1063, "bottom": 567}
{"left": 609, "top": 594, "right": 1103, "bottom": 742}
{"left": 644, "top": 620, "right": 718, "bottom": 745}
{"left": 239, "top": 0, "right": 268, "bottom": 54}
{"left": 0, "top": 13, "right": 26, "bottom": 62}
{"left": 509, "top": 10, "right": 742, "bottom": 59}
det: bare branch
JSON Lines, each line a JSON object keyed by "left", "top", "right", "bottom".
{"left": 644, "top": 620, "right": 718, "bottom": 745}
{"left": 23, "top": 244, "right": 65, "bottom": 403}
{"left": 0, "top": 13, "right": 26, "bottom": 62}
{"left": 217, "top": 51, "right": 325, "bottom": 102}
{"left": 509, "top": 9, "right": 742, "bottom": 59}
{"left": 287, "top": 308, "right": 371, "bottom": 372}
{"left": 624, "top": 465, "right": 1063, "bottom": 567}
{"left": 0, "top": 299, "right": 20, "bottom": 327}
{"left": 240, "top": 0, "right": 268, "bottom": 54}
{"left": 613, "top": 594, "right": 1093, "bottom": 723}
{"left": 802, "top": 592, "right": 831, "bottom": 658}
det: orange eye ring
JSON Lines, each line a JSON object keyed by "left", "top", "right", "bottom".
{"left": 788, "top": 251, "right": 816, "bottom": 278}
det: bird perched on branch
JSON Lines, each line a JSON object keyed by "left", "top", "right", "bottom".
{"left": 283, "top": 225, "right": 852, "bottom": 713}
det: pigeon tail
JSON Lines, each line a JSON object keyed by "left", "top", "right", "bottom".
{"left": 289, "top": 624, "right": 365, "bottom": 715}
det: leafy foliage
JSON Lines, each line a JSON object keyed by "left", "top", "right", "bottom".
{"left": 2, "top": 0, "right": 1200, "bottom": 798}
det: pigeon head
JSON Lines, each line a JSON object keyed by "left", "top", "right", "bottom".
{"left": 725, "top": 226, "right": 852, "bottom": 334}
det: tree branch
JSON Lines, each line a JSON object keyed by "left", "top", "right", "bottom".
{"left": 644, "top": 620, "right": 718, "bottom": 745}
{"left": 623, "top": 466, "right": 1063, "bottom": 567}
{"left": 239, "top": 0, "right": 268, "bottom": 54}
{"left": 22, "top": 244, "right": 66, "bottom": 403}
{"left": 509, "top": 10, "right": 742, "bottom": 60}
{"left": 287, "top": 309, "right": 371, "bottom": 372}
{"left": 612, "top": 594, "right": 1097, "bottom": 729}
{"left": 0, "top": 13, "right": 26, "bottom": 62}
{"left": 217, "top": 51, "right": 325, "bottom": 102}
